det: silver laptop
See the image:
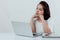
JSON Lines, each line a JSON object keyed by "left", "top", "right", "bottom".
{"left": 12, "top": 21, "right": 41, "bottom": 37}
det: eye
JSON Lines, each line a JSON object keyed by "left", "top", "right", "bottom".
{"left": 39, "top": 8, "right": 43, "bottom": 11}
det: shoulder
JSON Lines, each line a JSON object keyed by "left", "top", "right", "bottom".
{"left": 46, "top": 17, "right": 55, "bottom": 28}
{"left": 47, "top": 17, "right": 54, "bottom": 24}
{"left": 44, "top": 17, "right": 53, "bottom": 24}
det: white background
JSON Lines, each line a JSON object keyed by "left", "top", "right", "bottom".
{"left": 0, "top": 0, "right": 60, "bottom": 35}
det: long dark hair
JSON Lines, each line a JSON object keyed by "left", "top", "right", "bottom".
{"left": 39, "top": 1, "right": 50, "bottom": 20}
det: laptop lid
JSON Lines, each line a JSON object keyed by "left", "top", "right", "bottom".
{"left": 12, "top": 21, "right": 34, "bottom": 37}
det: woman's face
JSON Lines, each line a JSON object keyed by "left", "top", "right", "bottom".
{"left": 35, "top": 4, "right": 44, "bottom": 16}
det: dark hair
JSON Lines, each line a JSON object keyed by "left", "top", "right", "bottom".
{"left": 39, "top": 1, "right": 50, "bottom": 20}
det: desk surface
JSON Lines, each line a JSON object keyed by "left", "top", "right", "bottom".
{"left": 0, "top": 33, "right": 60, "bottom": 40}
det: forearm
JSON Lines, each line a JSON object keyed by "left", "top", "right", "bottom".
{"left": 30, "top": 19, "right": 36, "bottom": 33}
{"left": 42, "top": 20, "right": 51, "bottom": 33}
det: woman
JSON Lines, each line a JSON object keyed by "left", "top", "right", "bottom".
{"left": 30, "top": 1, "right": 51, "bottom": 36}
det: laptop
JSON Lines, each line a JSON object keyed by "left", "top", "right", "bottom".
{"left": 12, "top": 21, "right": 42, "bottom": 37}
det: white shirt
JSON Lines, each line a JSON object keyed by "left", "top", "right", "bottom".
{"left": 33, "top": 18, "right": 53, "bottom": 35}
{"left": 33, "top": 18, "right": 44, "bottom": 35}
{"left": 35, "top": 20, "right": 44, "bottom": 34}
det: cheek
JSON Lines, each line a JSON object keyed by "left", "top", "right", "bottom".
{"left": 39, "top": 11, "right": 44, "bottom": 15}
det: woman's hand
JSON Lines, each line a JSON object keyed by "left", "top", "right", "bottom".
{"left": 31, "top": 14, "right": 39, "bottom": 20}
{"left": 31, "top": 14, "right": 36, "bottom": 20}
{"left": 39, "top": 15, "right": 45, "bottom": 22}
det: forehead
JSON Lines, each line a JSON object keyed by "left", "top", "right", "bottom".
{"left": 37, "top": 4, "right": 43, "bottom": 9}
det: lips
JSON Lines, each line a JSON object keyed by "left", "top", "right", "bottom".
{"left": 36, "top": 13, "right": 39, "bottom": 15}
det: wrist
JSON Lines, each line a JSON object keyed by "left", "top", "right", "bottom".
{"left": 42, "top": 19, "right": 45, "bottom": 22}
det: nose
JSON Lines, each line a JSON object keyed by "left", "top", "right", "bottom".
{"left": 36, "top": 10, "right": 39, "bottom": 13}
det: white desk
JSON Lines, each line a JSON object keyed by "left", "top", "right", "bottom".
{"left": 0, "top": 33, "right": 60, "bottom": 40}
